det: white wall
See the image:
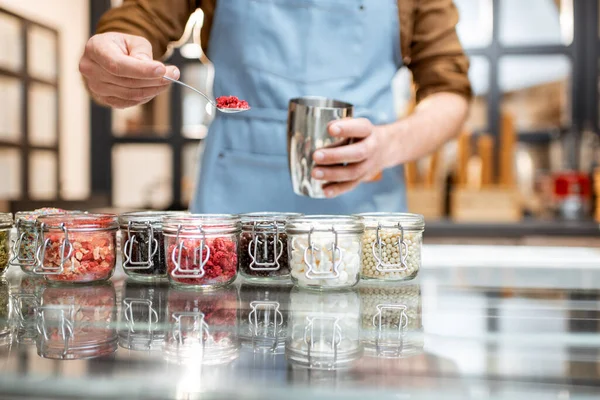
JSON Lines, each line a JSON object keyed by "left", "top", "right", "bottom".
{"left": 0, "top": 0, "right": 90, "bottom": 200}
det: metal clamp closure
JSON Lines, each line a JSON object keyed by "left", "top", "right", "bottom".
{"left": 371, "top": 223, "right": 408, "bottom": 272}
{"left": 171, "top": 311, "right": 210, "bottom": 346}
{"left": 170, "top": 225, "right": 210, "bottom": 279}
{"left": 123, "top": 221, "right": 158, "bottom": 270}
{"left": 303, "top": 227, "right": 343, "bottom": 280}
{"left": 33, "top": 223, "right": 73, "bottom": 275}
{"left": 303, "top": 316, "right": 342, "bottom": 367}
{"left": 9, "top": 219, "right": 41, "bottom": 267}
{"left": 248, "top": 222, "right": 283, "bottom": 271}
{"left": 36, "top": 304, "right": 75, "bottom": 357}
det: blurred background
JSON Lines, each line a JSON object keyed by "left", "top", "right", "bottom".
{"left": 0, "top": 0, "right": 599, "bottom": 245}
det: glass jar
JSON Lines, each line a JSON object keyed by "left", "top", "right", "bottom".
{"left": 0, "top": 279, "right": 11, "bottom": 346}
{"left": 36, "top": 283, "right": 117, "bottom": 359}
{"left": 164, "top": 286, "right": 239, "bottom": 365}
{"left": 118, "top": 279, "right": 169, "bottom": 351}
{"left": 287, "top": 288, "right": 362, "bottom": 369}
{"left": 287, "top": 216, "right": 364, "bottom": 290}
{"left": 10, "top": 208, "right": 73, "bottom": 274}
{"left": 163, "top": 214, "right": 241, "bottom": 289}
{"left": 359, "top": 283, "right": 423, "bottom": 358}
{"left": 0, "top": 213, "right": 12, "bottom": 276}
{"left": 33, "top": 214, "right": 118, "bottom": 284}
{"left": 238, "top": 282, "right": 291, "bottom": 353}
{"left": 119, "top": 211, "right": 175, "bottom": 282}
{"left": 239, "top": 212, "right": 301, "bottom": 282}
{"left": 356, "top": 213, "right": 424, "bottom": 282}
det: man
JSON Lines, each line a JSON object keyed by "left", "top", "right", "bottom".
{"left": 80, "top": 0, "right": 471, "bottom": 214}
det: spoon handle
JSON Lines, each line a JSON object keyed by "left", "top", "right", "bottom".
{"left": 162, "top": 76, "right": 216, "bottom": 107}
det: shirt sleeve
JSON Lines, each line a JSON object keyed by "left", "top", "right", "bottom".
{"left": 408, "top": 0, "right": 473, "bottom": 103}
{"left": 95, "top": 0, "right": 199, "bottom": 60}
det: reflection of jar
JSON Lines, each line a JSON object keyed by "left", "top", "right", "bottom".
{"left": 356, "top": 213, "right": 424, "bottom": 282}
{"left": 10, "top": 275, "right": 45, "bottom": 344}
{"left": 34, "top": 214, "right": 118, "bottom": 284}
{"left": 118, "top": 279, "right": 168, "bottom": 351}
{"left": 10, "top": 209, "right": 70, "bottom": 274}
{"left": 0, "top": 279, "right": 11, "bottom": 346}
{"left": 36, "top": 283, "right": 117, "bottom": 359}
{"left": 0, "top": 213, "right": 12, "bottom": 275}
{"left": 287, "top": 216, "right": 364, "bottom": 290}
{"left": 165, "top": 286, "right": 239, "bottom": 365}
{"left": 239, "top": 212, "right": 301, "bottom": 282}
{"left": 286, "top": 288, "right": 362, "bottom": 369}
{"left": 359, "top": 283, "right": 423, "bottom": 358}
{"left": 119, "top": 211, "right": 173, "bottom": 282}
{"left": 238, "top": 283, "right": 291, "bottom": 353}
{"left": 163, "top": 215, "right": 241, "bottom": 289}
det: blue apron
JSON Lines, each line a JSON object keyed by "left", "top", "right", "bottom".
{"left": 191, "top": 0, "right": 406, "bottom": 214}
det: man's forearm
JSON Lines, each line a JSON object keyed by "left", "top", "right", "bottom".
{"left": 382, "top": 93, "right": 469, "bottom": 168}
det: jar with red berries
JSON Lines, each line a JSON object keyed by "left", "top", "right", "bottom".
{"left": 163, "top": 214, "right": 241, "bottom": 289}
{"left": 239, "top": 212, "right": 301, "bottom": 283}
{"left": 33, "top": 214, "right": 118, "bottom": 284}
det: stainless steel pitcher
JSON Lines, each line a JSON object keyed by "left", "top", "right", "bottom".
{"left": 287, "top": 97, "right": 354, "bottom": 198}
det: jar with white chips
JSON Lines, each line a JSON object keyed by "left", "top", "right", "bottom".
{"left": 355, "top": 213, "right": 424, "bottom": 282}
{"left": 287, "top": 216, "right": 363, "bottom": 290}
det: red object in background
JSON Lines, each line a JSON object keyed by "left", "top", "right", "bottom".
{"left": 216, "top": 96, "right": 249, "bottom": 109}
{"left": 552, "top": 170, "right": 592, "bottom": 219}
{"left": 553, "top": 171, "right": 591, "bottom": 199}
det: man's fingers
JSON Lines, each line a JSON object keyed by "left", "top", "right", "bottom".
{"left": 328, "top": 118, "right": 373, "bottom": 139}
{"left": 311, "top": 161, "right": 371, "bottom": 182}
{"left": 88, "top": 80, "right": 170, "bottom": 102}
{"left": 87, "top": 34, "right": 165, "bottom": 79}
{"left": 313, "top": 136, "right": 376, "bottom": 165}
{"left": 322, "top": 180, "right": 361, "bottom": 198}
{"left": 81, "top": 58, "right": 178, "bottom": 88}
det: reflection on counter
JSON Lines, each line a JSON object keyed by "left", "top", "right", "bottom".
{"left": 164, "top": 285, "right": 239, "bottom": 365}
{"left": 35, "top": 282, "right": 117, "bottom": 360}
{"left": 118, "top": 279, "right": 169, "bottom": 351}
{"left": 238, "top": 282, "right": 290, "bottom": 354}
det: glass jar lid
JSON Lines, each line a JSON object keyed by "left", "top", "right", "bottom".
{"left": 37, "top": 213, "right": 118, "bottom": 231}
{"left": 240, "top": 212, "right": 302, "bottom": 229}
{"left": 163, "top": 214, "right": 241, "bottom": 235}
{"left": 356, "top": 212, "right": 425, "bottom": 231}
{"left": 285, "top": 215, "right": 364, "bottom": 234}
{"left": 0, "top": 212, "right": 12, "bottom": 229}
{"left": 119, "top": 210, "right": 186, "bottom": 229}
{"left": 15, "top": 208, "right": 70, "bottom": 225}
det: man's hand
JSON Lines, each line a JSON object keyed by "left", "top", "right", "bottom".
{"left": 312, "top": 118, "right": 393, "bottom": 198}
{"left": 79, "top": 32, "right": 179, "bottom": 109}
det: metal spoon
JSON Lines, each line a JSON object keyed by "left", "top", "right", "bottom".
{"left": 162, "top": 76, "right": 250, "bottom": 114}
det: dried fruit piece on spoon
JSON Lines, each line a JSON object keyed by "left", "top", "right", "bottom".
{"left": 216, "top": 95, "right": 250, "bottom": 109}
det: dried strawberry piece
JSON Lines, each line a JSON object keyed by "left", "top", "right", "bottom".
{"left": 216, "top": 95, "right": 249, "bottom": 109}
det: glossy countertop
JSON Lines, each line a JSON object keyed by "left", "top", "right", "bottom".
{"left": 1, "top": 244, "right": 600, "bottom": 400}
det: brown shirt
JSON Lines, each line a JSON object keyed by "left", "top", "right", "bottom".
{"left": 97, "top": 0, "right": 472, "bottom": 103}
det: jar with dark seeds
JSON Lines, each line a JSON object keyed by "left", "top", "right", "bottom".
{"left": 239, "top": 212, "right": 301, "bottom": 283}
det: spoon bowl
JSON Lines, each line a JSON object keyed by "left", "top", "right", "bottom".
{"left": 162, "top": 76, "right": 250, "bottom": 114}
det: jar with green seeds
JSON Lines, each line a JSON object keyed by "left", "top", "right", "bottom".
{"left": 355, "top": 213, "right": 424, "bottom": 282}
{"left": 0, "top": 213, "right": 12, "bottom": 276}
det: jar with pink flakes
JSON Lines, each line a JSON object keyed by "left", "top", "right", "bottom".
{"left": 33, "top": 214, "right": 118, "bottom": 284}
{"left": 163, "top": 214, "right": 241, "bottom": 289}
